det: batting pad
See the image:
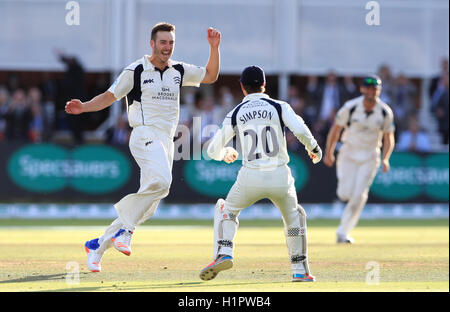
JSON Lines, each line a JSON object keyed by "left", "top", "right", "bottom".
{"left": 213, "top": 199, "right": 225, "bottom": 259}
{"left": 213, "top": 199, "right": 239, "bottom": 259}
{"left": 284, "top": 204, "right": 310, "bottom": 275}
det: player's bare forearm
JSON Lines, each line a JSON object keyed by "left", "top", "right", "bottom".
{"left": 66, "top": 91, "right": 116, "bottom": 115}
{"left": 325, "top": 124, "right": 341, "bottom": 156}
{"left": 381, "top": 132, "right": 395, "bottom": 173}
{"left": 83, "top": 91, "right": 116, "bottom": 112}
{"left": 202, "top": 46, "right": 220, "bottom": 84}
{"left": 323, "top": 124, "right": 342, "bottom": 167}
{"left": 382, "top": 132, "right": 395, "bottom": 161}
{"left": 202, "top": 27, "right": 221, "bottom": 84}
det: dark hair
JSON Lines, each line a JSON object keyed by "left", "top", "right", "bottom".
{"left": 242, "top": 84, "right": 265, "bottom": 94}
{"left": 151, "top": 22, "right": 175, "bottom": 41}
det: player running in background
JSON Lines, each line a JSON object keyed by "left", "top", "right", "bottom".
{"left": 199, "top": 66, "right": 322, "bottom": 282}
{"left": 65, "top": 22, "right": 221, "bottom": 272}
{"left": 323, "top": 75, "right": 395, "bottom": 244}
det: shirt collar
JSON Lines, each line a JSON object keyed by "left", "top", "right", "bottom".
{"left": 359, "top": 96, "right": 382, "bottom": 111}
{"left": 143, "top": 55, "right": 172, "bottom": 71}
{"left": 243, "top": 92, "right": 270, "bottom": 102}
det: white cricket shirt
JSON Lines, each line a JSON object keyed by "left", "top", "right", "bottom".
{"left": 207, "top": 93, "right": 318, "bottom": 170}
{"left": 335, "top": 95, "right": 395, "bottom": 160}
{"left": 108, "top": 55, "right": 206, "bottom": 137}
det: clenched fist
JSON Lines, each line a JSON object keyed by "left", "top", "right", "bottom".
{"left": 65, "top": 99, "right": 84, "bottom": 115}
{"left": 206, "top": 27, "right": 221, "bottom": 48}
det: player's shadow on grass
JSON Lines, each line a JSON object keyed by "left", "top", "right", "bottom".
{"left": 51, "top": 282, "right": 287, "bottom": 292}
{"left": 121, "top": 281, "right": 287, "bottom": 291}
{"left": 52, "top": 281, "right": 286, "bottom": 292}
{"left": 0, "top": 272, "right": 90, "bottom": 284}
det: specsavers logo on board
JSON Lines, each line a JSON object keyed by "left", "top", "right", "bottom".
{"left": 183, "top": 153, "right": 309, "bottom": 197}
{"left": 371, "top": 153, "right": 449, "bottom": 201}
{"left": 7, "top": 144, "right": 131, "bottom": 194}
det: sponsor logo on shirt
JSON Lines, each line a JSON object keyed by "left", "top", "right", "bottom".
{"left": 143, "top": 79, "right": 154, "bottom": 84}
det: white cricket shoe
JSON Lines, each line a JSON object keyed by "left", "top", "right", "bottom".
{"left": 337, "top": 235, "right": 355, "bottom": 244}
{"left": 112, "top": 229, "right": 133, "bottom": 256}
{"left": 84, "top": 238, "right": 102, "bottom": 272}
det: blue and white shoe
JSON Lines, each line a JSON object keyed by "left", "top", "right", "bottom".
{"left": 111, "top": 229, "right": 133, "bottom": 256}
{"left": 292, "top": 273, "right": 315, "bottom": 282}
{"left": 199, "top": 255, "right": 233, "bottom": 281}
{"left": 84, "top": 238, "right": 102, "bottom": 272}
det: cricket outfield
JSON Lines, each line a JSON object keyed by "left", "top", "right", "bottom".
{"left": 0, "top": 219, "right": 447, "bottom": 292}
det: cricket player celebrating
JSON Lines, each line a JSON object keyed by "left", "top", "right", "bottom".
{"left": 65, "top": 22, "right": 221, "bottom": 272}
{"left": 323, "top": 75, "right": 395, "bottom": 244}
{"left": 199, "top": 66, "right": 322, "bottom": 282}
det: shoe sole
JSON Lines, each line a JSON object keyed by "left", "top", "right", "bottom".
{"left": 199, "top": 260, "right": 233, "bottom": 281}
{"left": 120, "top": 250, "right": 131, "bottom": 256}
{"left": 291, "top": 278, "right": 316, "bottom": 283}
{"left": 112, "top": 238, "right": 131, "bottom": 256}
{"left": 114, "top": 248, "right": 131, "bottom": 256}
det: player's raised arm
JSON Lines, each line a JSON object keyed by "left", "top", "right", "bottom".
{"left": 201, "top": 27, "right": 221, "bottom": 84}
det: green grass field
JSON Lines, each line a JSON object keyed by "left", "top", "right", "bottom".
{"left": 0, "top": 219, "right": 448, "bottom": 292}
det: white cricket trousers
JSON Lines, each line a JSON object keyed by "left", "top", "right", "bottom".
{"left": 336, "top": 147, "right": 380, "bottom": 238}
{"left": 96, "top": 125, "right": 174, "bottom": 254}
{"left": 214, "top": 165, "right": 311, "bottom": 275}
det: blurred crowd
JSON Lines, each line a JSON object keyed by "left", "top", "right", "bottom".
{"left": 0, "top": 51, "right": 110, "bottom": 145}
{"left": 1, "top": 58, "right": 448, "bottom": 154}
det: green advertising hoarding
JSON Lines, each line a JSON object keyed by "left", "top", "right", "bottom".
{"left": 183, "top": 153, "right": 309, "bottom": 197}
{"left": 2, "top": 142, "right": 448, "bottom": 204}
{"left": 371, "top": 152, "right": 449, "bottom": 201}
{"left": 7, "top": 144, "right": 131, "bottom": 194}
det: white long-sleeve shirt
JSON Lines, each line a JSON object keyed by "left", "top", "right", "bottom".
{"left": 207, "top": 93, "right": 319, "bottom": 170}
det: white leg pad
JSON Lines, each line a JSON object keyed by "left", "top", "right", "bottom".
{"left": 285, "top": 205, "right": 310, "bottom": 275}
{"left": 213, "top": 199, "right": 239, "bottom": 259}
